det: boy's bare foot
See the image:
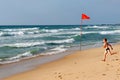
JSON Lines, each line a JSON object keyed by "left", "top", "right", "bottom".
{"left": 102, "top": 59, "right": 106, "bottom": 62}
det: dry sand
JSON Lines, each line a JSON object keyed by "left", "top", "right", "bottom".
{"left": 4, "top": 44, "right": 120, "bottom": 80}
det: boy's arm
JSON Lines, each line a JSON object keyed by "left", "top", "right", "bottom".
{"left": 108, "top": 44, "right": 113, "bottom": 50}
{"left": 103, "top": 43, "right": 106, "bottom": 48}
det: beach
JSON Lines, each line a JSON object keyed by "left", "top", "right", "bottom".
{"left": 0, "top": 0, "right": 119, "bottom": 79}
{"left": 4, "top": 44, "right": 120, "bottom": 80}
{"left": 0, "top": 25, "right": 120, "bottom": 80}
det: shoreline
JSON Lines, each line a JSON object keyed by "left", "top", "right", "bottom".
{"left": 0, "top": 48, "right": 75, "bottom": 79}
{"left": 0, "top": 41, "right": 102, "bottom": 65}
{"left": 3, "top": 43, "right": 120, "bottom": 80}
{"left": 0, "top": 44, "right": 96, "bottom": 79}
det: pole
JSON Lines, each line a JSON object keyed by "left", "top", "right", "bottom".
{"left": 80, "top": 19, "right": 83, "bottom": 50}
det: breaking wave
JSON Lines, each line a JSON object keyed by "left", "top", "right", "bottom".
{"left": 41, "top": 45, "right": 67, "bottom": 55}
{"left": 1, "top": 42, "right": 45, "bottom": 48}
{"left": 99, "top": 30, "right": 120, "bottom": 35}
{"left": 0, "top": 38, "right": 74, "bottom": 48}
{"left": 85, "top": 26, "right": 109, "bottom": 29}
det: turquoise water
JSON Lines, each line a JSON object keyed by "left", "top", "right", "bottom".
{"left": 0, "top": 24, "right": 120, "bottom": 64}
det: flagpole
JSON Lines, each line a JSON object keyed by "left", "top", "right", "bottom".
{"left": 80, "top": 13, "right": 90, "bottom": 50}
{"left": 80, "top": 19, "right": 83, "bottom": 50}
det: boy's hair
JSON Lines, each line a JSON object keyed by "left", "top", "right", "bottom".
{"left": 104, "top": 38, "right": 107, "bottom": 41}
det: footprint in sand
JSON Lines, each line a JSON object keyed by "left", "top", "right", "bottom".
{"left": 76, "top": 77, "right": 79, "bottom": 79}
{"left": 74, "top": 62, "right": 77, "bottom": 64}
{"left": 58, "top": 75, "right": 62, "bottom": 79}
{"left": 58, "top": 72, "right": 61, "bottom": 74}
{"left": 102, "top": 74, "right": 106, "bottom": 76}
{"left": 54, "top": 72, "right": 63, "bottom": 79}
{"left": 116, "top": 59, "right": 120, "bottom": 61}
{"left": 117, "top": 68, "right": 120, "bottom": 71}
{"left": 106, "top": 63, "right": 110, "bottom": 66}
{"left": 82, "top": 72, "right": 85, "bottom": 74}
{"left": 54, "top": 72, "right": 61, "bottom": 75}
{"left": 116, "top": 69, "right": 120, "bottom": 75}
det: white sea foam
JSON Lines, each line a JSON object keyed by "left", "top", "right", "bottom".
{"left": 82, "top": 30, "right": 120, "bottom": 35}
{"left": 0, "top": 31, "right": 25, "bottom": 36}
{"left": 10, "top": 31, "right": 24, "bottom": 36}
{"left": 0, "top": 51, "right": 33, "bottom": 64}
{"left": 47, "top": 38, "right": 75, "bottom": 44}
{"left": 42, "top": 29, "right": 59, "bottom": 33}
{"left": 41, "top": 28, "right": 81, "bottom": 33}
{"left": 1, "top": 27, "right": 39, "bottom": 32}
{"left": 26, "top": 30, "right": 40, "bottom": 34}
{"left": 74, "top": 28, "right": 80, "bottom": 30}
{"left": 82, "top": 31, "right": 96, "bottom": 34}
{"left": 13, "top": 32, "right": 77, "bottom": 39}
{"left": 2, "top": 42, "right": 45, "bottom": 48}
{"left": 41, "top": 45, "right": 67, "bottom": 55}
{"left": 85, "top": 26, "right": 109, "bottom": 29}
{"left": 0, "top": 32, "right": 3, "bottom": 36}
{"left": 0, "top": 38, "right": 74, "bottom": 48}
{"left": 99, "top": 30, "right": 120, "bottom": 35}
{"left": 7, "top": 51, "right": 33, "bottom": 61}
{"left": 0, "top": 27, "right": 40, "bottom": 37}
{"left": 0, "top": 27, "right": 81, "bottom": 37}
{"left": 0, "top": 59, "right": 2, "bottom": 61}
{"left": 0, "top": 59, "right": 20, "bottom": 64}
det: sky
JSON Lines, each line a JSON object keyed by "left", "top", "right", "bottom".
{"left": 0, "top": 0, "right": 119, "bottom": 25}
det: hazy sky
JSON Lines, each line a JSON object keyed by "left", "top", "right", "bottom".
{"left": 0, "top": 0, "right": 119, "bottom": 25}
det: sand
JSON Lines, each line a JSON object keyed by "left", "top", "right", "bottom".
{"left": 4, "top": 44, "right": 120, "bottom": 80}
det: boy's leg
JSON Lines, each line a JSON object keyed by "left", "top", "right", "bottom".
{"left": 102, "top": 50, "right": 108, "bottom": 61}
{"left": 108, "top": 50, "right": 112, "bottom": 55}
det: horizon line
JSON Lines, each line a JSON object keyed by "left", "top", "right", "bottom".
{"left": 0, "top": 23, "right": 119, "bottom": 26}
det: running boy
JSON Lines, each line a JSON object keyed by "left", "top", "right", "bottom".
{"left": 102, "top": 38, "right": 113, "bottom": 61}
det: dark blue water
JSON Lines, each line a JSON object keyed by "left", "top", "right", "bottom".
{"left": 0, "top": 24, "right": 120, "bottom": 64}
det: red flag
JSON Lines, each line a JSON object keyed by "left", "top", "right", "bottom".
{"left": 81, "top": 13, "right": 90, "bottom": 20}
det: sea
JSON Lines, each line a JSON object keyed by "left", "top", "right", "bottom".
{"left": 0, "top": 24, "right": 120, "bottom": 64}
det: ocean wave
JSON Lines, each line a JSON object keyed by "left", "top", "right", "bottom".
{"left": 82, "top": 31, "right": 96, "bottom": 34}
{"left": 0, "top": 27, "right": 40, "bottom": 37}
{"left": 99, "top": 30, "right": 120, "bottom": 35}
{"left": 0, "top": 38, "right": 74, "bottom": 48}
{"left": 85, "top": 26, "right": 109, "bottom": 29}
{"left": 0, "top": 51, "right": 34, "bottom": 64}
{"left": 0, "top": 32, "right": 4, "bottom": 36}
{"left": 0, "top": 59, "right": 20, "bottom": 64}
{"left": 0, "top": 31, "right": 24, "bottom": 36}
{"left": 47, "top": 38, "right": 75, "bottom": 44}
{"left": 41, "top": 45, "right": 67, "bottom": 55}
{"left": 74, "top": 28, "right": 80, "bottom": 30}
{"left": 1, "top": 42, "right": 45, "bottom": 48}
{"left": 75, "top": 30, "right": 120, "bottom": 35}
{"left": 41, "top": 28, "right": 81, "bottom": 33}
{"left": 0, "top": 46, "right": 67, "bottom": 64}
{"left": 0, "top": 27, "right": 80, "bottom": 37}
{"left": 6, "top": 51, "right": 33, "bottom": 61}
{"left": 1, "top": 27, "right": 39, "bottom": 32}
{"left": 11, "top": 31, "right": 79, "bottom": 39}
{"left": 41, "top": 29, "right": 59, "bottom": 33}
